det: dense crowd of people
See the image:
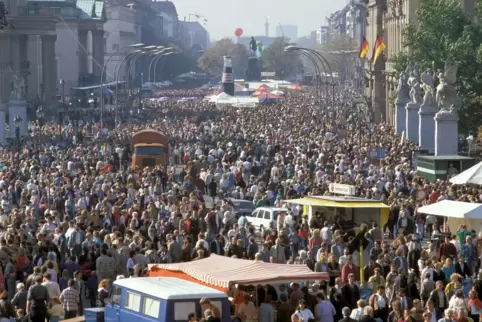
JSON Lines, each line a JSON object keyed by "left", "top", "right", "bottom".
{"left": 0, "top": 86, "right": 478, "bottom": 322}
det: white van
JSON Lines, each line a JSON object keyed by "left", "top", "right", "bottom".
{"left": 249, "top": 207, "right": 288, "bottom": 235}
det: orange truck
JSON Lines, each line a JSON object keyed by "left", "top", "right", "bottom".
{"left": 131, "top": 129, "right": 169, "bottom": 169}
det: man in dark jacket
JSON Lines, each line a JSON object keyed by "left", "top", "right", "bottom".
{"left": 277, "top": 294, "right": 295, "bottom": 322}
{"left": 341, "top": 273, "right": 360, "bottom": 310}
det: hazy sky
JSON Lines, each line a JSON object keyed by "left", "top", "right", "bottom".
{"left": 174, "top": 0, "right": 348, "bottom": 41}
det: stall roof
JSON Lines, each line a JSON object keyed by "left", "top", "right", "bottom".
{"left": 149, "top": 254, "right": 328, "bottom": 288}
{"left": 114, "top": 277, "right": 228, "bottom": 300}
{"left": 417, "top": 200, "right": 482, "bottom": 219}
{"left": 284, "top": 196, "right": 389, "bottom": 208}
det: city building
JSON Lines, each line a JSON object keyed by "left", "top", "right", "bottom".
{"left": 151, "top": 0, "right": 181, "bottom": 40}
{"left": 327, "top": 7, "right": 349, "bottom": 37}
{"left": 276, "top": 24, "right": 298, "bottom": 41}
{"left": 20, "top": 0, "right": 106, "bottom": 96}
{"left": 0, "top": 0, "right": 58, "bottom": 105}
{"left": 179, "top": 20, "right": 210, "bottom": 52}
{"left": 103, "top": 0, "right": 164, "bottom": 83}
{"left": 346, "top": 0, "right": 367, "bottom": 49}
{"left": 316, "top": 26, "right": 330, "bottom": 45}
{"left": 364, "top": 0, "right": 386, "bottom": 123}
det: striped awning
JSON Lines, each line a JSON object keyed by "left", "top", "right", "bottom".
{"left": 149, "top": 255, "right": 329, "bottom": 288}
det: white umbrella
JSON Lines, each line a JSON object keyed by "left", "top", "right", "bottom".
{"left": 449, "top": 161, "right": 482, "bottom": 185}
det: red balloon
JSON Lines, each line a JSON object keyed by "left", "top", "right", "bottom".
{"left": 234, "top": 28, "right": 243, "bottom": 37}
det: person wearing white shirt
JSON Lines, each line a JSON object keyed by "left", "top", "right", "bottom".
{"left": 42, "top": 273, "right": 61, "bottom": 299}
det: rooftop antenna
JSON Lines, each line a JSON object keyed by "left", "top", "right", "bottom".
{"left": 264, "top": 16, "right": 270, "bottom": 37}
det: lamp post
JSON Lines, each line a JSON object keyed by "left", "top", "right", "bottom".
{"left": 100, "top": 43, "right": 145, "bottom": 128}
{"left": 14, "top": 115, "right": 21, "bottom": 162}
{"left": 148, "top": 48, "right": 174, "bottom": 82}
{"left": 153, "top": 52, "right": 179, "bottom": 83}
{"left": 36, "top": 106, "right": 44, "bottom": 141}
{"left": 285, "top": 46, "right": 336, "bottom": 109}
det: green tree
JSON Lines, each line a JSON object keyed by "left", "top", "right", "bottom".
{"left": 392, "top": 0, "right": 482, "bottom": 134}
{"left": 198, "top": 38, "right": 249, "bottom": 78}
{"left": 259, "top": 37, "right": 303, "bottom": 79}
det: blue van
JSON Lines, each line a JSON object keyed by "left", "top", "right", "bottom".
{"left": 104, "top": 277, "right": 231, "bottom": 322}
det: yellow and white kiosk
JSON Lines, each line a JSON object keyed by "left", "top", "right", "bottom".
{"left": 284, "top": 195, "right": 390, "bottom": 228}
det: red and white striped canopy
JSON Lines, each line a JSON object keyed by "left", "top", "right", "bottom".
{"left": 149, "top": 254, "right": 329, "bottom": 288}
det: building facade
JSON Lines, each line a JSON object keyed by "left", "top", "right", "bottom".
{"left": 1, "top": 0, "right": 58, "bottom": 104}
{"left": 346, "top": 0, "right": 367, "bottom": 49}
{"left": 316, "top": 26, "right": 330, "bottom": 45}
{"left": 180, "top": 21, "right": 210, "bottom": 52}
{"left": 364, "top": 0, "right": 386, "bottom": 123}
{"left": 21, "top": 0, "right": 106, "bottom": 95}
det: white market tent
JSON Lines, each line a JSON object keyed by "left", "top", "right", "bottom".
{"left": 449, "top": 161, "right": 482, "bottom": 185}
{"left": 417, "top": 200, "right": 482, "bottom": 233}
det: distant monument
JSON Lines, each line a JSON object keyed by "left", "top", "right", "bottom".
{"left": 245, "top": 36, "right": 261, "bottom": 82}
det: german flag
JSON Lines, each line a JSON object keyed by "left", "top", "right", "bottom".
{"left": 372, "top": 35, "right": 386, "bottom": 65}
{"left": 359, "top": 37, "right": 369, "bottom": 59}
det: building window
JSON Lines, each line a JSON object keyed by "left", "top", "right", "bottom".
{"left": 112, "top": 44, "right": 119, "bottom": 51}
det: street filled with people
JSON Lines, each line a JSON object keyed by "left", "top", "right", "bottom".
{"left": 0, "top": 87, "right": 480, "bottom": 322}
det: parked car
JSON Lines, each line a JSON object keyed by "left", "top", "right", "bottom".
{"left": 248, "top": 207, "right": 288, "bottom": 236}
{"left": 226, "top": 198, "right": 257, "bottom": 219}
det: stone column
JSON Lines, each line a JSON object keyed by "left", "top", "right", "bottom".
{"left": 395, "top": 96, "right": 409, "bottom": 134}
{"left": 41, "top": 35, "right": 57, "bottom": 104}
{"left": 91, "top": 30, "right": 104, "bottom": 79}
{"left": 405, "top": 102, "right": 420, "bottom": 143}
{"left": 78, "top": 30, "right": 88, "bottom": 75}
{"left": 418, "top": 102, "right": 437, "bottom": 153}
{"left": 435, "top": 111, "right": 459, "bottom": 156}
{"left": 0, "top": 104, "right": 6, "bottom": 145}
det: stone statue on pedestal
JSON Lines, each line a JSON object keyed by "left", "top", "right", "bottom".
{"left": 421, "top": 71, "right": 435, "bottom": 106}
{"left": 408, "top": 63, "right": 422, "bottom": 104}
{"left": 9, "top": 70, "right": 25, "bottom": 101}
{"left": 249, "top": 37, "right": 257, "bottom": 56}
{"left": 396, "top": 68, "right": 410, "bottom": 103}
{"left": 436, "top": 59, "right": 460, "bottom": 114}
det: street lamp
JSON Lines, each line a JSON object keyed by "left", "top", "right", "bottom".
{"left": 285, "top": 46, "right": 336, "bottom": 109}
{"left": 148, "top": 48, "right": 175, "bottom": 82}
{"left": 153, "top": 52, "right": 179, "bottom": 83}
{"left": 100, "top": 42, "right": 145, "bottom": 128}
{"left": 59, "top": 79, "right": 65, "bottom": 104}
{"left": 14, "top": 115, "right": 21, "bottom": 161}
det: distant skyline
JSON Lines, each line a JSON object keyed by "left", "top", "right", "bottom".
{"left": 174, "top": 0, "right": 348, "bottom": 41}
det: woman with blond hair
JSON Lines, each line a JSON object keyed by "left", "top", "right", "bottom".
{"left": 309, "top": 229, "right": 322, "bottom": 261}
{"left": 443, "top": 257, "right": 455, "bottom": 282}
{"left": 97, "top": 279, "right": 110, "bottom": 307}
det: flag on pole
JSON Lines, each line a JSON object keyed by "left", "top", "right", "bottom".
{"left": 372, "top": 35, "right": 386, "bottom": 65}
{"left": 359, "top": 37, "right": 369, "bottom": 59}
